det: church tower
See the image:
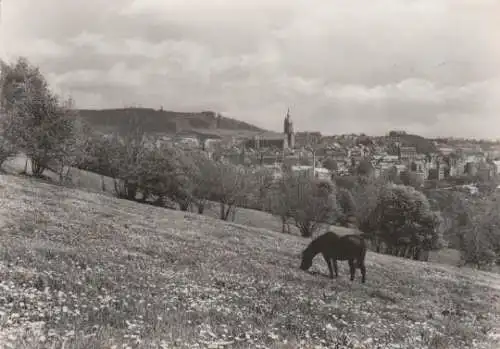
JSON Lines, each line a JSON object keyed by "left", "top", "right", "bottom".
{"left": 283, "top": 108, "right": 295, "bottom": 149}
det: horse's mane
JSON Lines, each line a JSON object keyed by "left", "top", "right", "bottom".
{"left": 304, "top": 231, "right": 340, "bottom": 255}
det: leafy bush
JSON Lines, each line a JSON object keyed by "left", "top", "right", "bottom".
{"left": 367, "top": 183, "right": 445, "bottom": 260}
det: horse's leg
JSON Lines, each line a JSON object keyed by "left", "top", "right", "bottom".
{"left": 322, "top": 253, "right": 334, "bottom": 279}
{"left": 333, "top": 259, "right": 338, "bottom": 278}
{"left": 348, "top": 259, "right": 355, "bottom": 281}
{"left": 358, "top": 259, "right": 366, "bottom": 284}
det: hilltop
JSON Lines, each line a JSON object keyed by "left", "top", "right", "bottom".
{"left": 385, "top": 132, "right": 437, "bottom": 154}
{"left": 0, "top": 173, "right": 499, "bottom": 349}
{"left": 77, "top": 108, "right": 267, "bottom": 136}
{"left": 399, "top": 133, "right": 437, "bottom": 154}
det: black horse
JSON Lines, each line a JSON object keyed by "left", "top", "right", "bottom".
{"left": 300, "top": 230, "right": 367, "bottom": 283}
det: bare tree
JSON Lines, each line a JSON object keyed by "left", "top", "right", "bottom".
{"left": 272, "top": 173, "right": 338, "bottom": 237}
{"left": 269, "top": 179, "right": 294, "bottom": 234}
{"left": 187, "top": 152, "right": 219, "bottom": 214}
{"left": 458, "top": 196, "right": 500, "bottom": 269}
{"left": 208, "top": 162, "right": 254, "bottom": 221}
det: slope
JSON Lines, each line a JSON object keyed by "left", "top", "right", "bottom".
{"left": 77, "top": 108, "right": 266, "bottom": 136}
{"left": 399, "top": 133, "right": 438, "bottom": 154}
{"left": 0, "top": 174, "right": 499, "bottom": 349}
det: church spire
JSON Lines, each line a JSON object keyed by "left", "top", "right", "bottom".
{"left": 283, "top": 107, "right": 294, "bottom": 149}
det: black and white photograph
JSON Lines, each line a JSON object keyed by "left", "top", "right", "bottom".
{"left": 0, "top": 0, "right": 499, "bottom": 348}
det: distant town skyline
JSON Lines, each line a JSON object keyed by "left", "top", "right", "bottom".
{"left": 1, "top": 0, "right": 499, "bottom": 139}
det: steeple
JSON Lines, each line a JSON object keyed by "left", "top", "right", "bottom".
{"left": 283, "top": 107, "right": 295, "bottom": 149}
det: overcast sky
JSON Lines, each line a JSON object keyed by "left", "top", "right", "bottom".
{"left": 1, "top": 0, "right": 499, "bottom": 138}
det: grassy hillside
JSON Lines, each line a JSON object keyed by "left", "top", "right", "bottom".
{"left": 77, "top": 108, "right": 266, "bottom": 136}
{"left": 399, "top": 133, "right": 438, "bottom": 154}
{"left": 0, "top": 155, "right": 484, "bottom": 268}
{"left": 0, "top": 175, "right": 500, "bottom": 348}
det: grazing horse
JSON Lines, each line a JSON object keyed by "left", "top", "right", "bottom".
{"left": 299, "top": 230, "right": 367, "bottom": 283}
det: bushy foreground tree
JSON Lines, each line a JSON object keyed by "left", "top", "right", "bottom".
{"left": 366, "top": 184, "right": 445, "bottom": 260}
{"left": 0, "top": 57, "right": 81, "bottom": 180}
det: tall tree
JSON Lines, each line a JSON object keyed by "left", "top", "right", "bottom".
{"left": 1, "top": 57, "right": 79, "bottom": 178}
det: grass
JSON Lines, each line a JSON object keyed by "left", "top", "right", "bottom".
{"left": 1, "top": 174, "right": 500, "bottom": 349}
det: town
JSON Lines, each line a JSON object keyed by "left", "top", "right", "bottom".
{"left": 153, "top": 109, "right": 500, "bottom": 194}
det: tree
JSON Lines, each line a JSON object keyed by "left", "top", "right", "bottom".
{"left": 136, "top": 143, "right": 179, "bottom": 206}
{"left": 269, "top": 178, "right": 294, "bottom": 234}
{"left": 336, "top": 188, "right": 357, "bottom": 225}
{"left": 273, "top": 174, "right": 338, "bottom": 237}
{"left": 368, "top": 184, "right": 444, "bottom": 260}
{"left": 400, "top": 170, "right": 424, "bottom": 189}
{"left": 48, "top": 99, "right": 89, "bottom": 183}
{"left": 167, "top": 150, "right": 199, "bottom": 211}
{"left": 356, "top": 158, "right": 374, "bottom": 177}
{"left": 457, "top": 196, "right": 500, "bottom": 269}
{"left": 425, "top": 190, "right": 471, "bottom": 249}
{"left": 0, "top": 57, "right": 80, "bottom": 178}
{"left": 184, "top": 151, "right": 218, "bottom": 214}
{"left": 0, "top": 135, "right": 15, "bottom": 170}
{"left": 322, "top": 157, "right": 338, "bottom": 172}
{"left": 208, "top": 162, "right": 254, "bottom": 221}
{"left": 105, "top": 133, "right": 149, "bottom": 200}
{"left": 250, "top": 167, "right": 276, "bottom": 211}
{"left": 383, "top": 166, "right": 401, "bottom": 184}
{"left": 348, "top": 176, "right": 385, "bottom": 236}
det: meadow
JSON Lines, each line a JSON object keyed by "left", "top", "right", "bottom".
{"left": 0, "top": 171, "right": 500, "bottom": 348}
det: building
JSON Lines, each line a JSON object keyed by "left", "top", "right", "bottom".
{"left": 245, "top": 132, "right": 288, "bottom": 150}
{"left": 325, "top": 148, "right": 349, "bottom": 162}
{"left": 291, "top": 165, "right": 332, "bottom": 181}
{"left": 410, "top": 159, "right": 429, "bottom": 180}
{"left": 295, "top": 131, "right": 322, "bottom": 148}
{"left": 245, "top": 109, "right": 295, "bottom": 150}
{"left": 493, "top": 161, "right": 500, "bottom": 176}
{"left": 349, "top": 147, "right": 365, "bottom": 162}
{"left": 399, "top": 146, "right": 417, "bottom": 162}
{"left": 477, "top": 161, "right": 496, "bottom": 181}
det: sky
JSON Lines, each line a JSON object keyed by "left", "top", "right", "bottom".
{"left": 1, "top": 0, "right": 500, "bottom": 138}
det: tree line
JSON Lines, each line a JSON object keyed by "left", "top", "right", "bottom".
{"left": 1, "top": 57, "right": 499, "bottom": 271}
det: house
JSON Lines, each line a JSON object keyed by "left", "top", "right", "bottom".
{"left": 325, "top": 148, "right": 349, "bottom": 162}
{"left": 493, "top": 161, "right": 500, "bottom": 176}
{"left": 438, "top": 147, "right": 455, "bottom": 156}
{"left": 409, "top": 159, "right": 429, "bottom": 180}
{"left": 399, "top": 146, "right": 417, "bottom": 162}
{"left": 294, "top": 132, "right": 322, "bottom": 148}
{"left": 477, "top": 161, "right": 496, "bottom": 181}
{"left": 290, "top": 165, "right": 332, "bottom": 181}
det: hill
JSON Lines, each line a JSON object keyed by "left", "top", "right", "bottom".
{"left": 0, "top": 174, "right": 500, "bottom": 348}
{"left": 398, "top": 133, "right": 437, "bottom": 154}
{"left": 77, "top": 108, "right": 266, "bottom": 136}
{"left": 386, "top": 132, "right": 437, "bottom": 154}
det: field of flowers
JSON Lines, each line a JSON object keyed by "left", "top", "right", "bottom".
{"left": 0, "top": 173, "right": 499, "bottom": 349}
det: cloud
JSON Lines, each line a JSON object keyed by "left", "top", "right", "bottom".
{"left": 1, "top": 0, "right": 499, "bottom": 138}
